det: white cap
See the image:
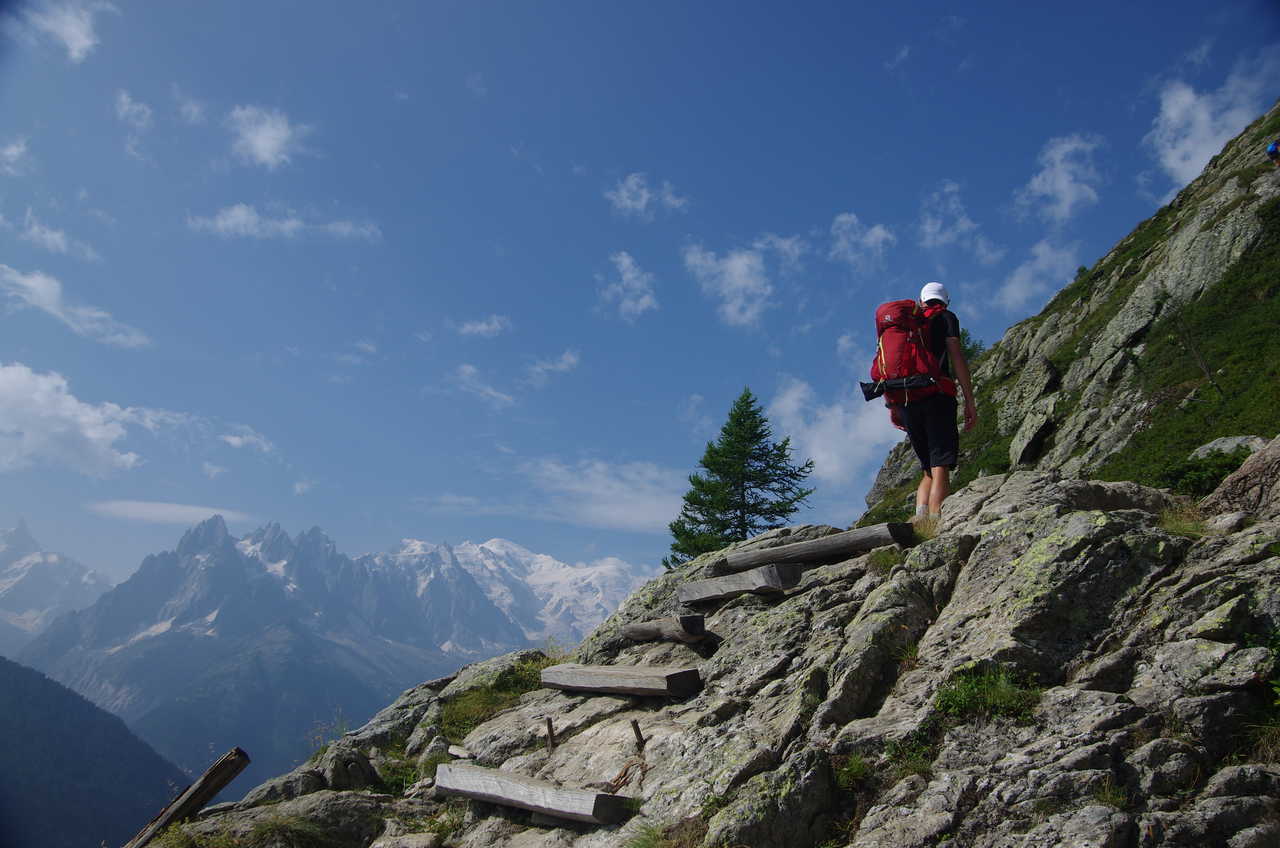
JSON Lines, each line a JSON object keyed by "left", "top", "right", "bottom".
{"left": 920, "top": 281, "right": 950, "bottom": 305}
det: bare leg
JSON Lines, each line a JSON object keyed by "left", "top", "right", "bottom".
{"left": 915, "top": 473, "right": 931, "bottom": 515}
{"left": 927, "top": 466, "right": 951, "bottom": 514}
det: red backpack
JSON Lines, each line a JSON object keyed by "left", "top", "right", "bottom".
{"left": 859, "top": 300, "right": 956, "bottom": 405}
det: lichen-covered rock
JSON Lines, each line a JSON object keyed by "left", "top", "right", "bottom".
{"left": 1201, "top": 433, "right": 1280, "bottom": 519}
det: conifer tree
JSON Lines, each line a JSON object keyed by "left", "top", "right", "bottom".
{"left": 663, "top": 388, "right": 815, "bottom": 568}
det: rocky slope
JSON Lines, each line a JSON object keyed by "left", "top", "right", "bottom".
{"left": 169, "top": 455, "right": 1280, "bottom": 847}
{"left": 865, "top": 98, "right": 1280, "bottom": 518}
{"left": 21, "top": 518, "right": 651, "bottom": 792}
{"left": 0, "top": 519, "right": 112, "bottom": 657}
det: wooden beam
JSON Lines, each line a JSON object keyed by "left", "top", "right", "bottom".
{"left": 436, "top": 762, "right": 631, "bottom": 825}
{"left": 619, "top": 615, "right": 705, "bottom": 643}
{"left": 677, "top": 564, "right": 801, "bottom": 606}
{"left": 710, "top": 523, "right": 913, "bottom": 573}
{"left": 123, "top": 748, "right": 250, "bottom": 848}
{"left": 540, "top": 663, "right": 702, "bottom": 698}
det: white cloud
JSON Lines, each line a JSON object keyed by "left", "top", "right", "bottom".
{"left": 1144, "top": 46, "right": 1280, "bottom": 191}
{"left": 202, "top": 461, "right": 227, "bottom": 478}
{"left": 604, "top": 173, "right": 688, "bottom": 220}
{"left": 293, "top": 480, "right": 314, "bottom": 495}
{"left": 455, "top": 364, "right": 514, "bottom": 408}
{"left": 0, "top": 264, "right": 149, "bottom": 347}
{"left": 1015, "top": 134, "right": 1104, "bottom": 225}
{"left": 1, "top": 139, "right": 30, "bottom": 176}
{"left": 678, "top": 393, "right": 714, "bottom": 438}
{"left": 767, "top": 377, "right": 902, "bottom": 486}
{"left": 88, "top": 500, "right": 251, "bottom": 524}
{"left": 526, "top": 350, "right": 579, "bottom": 387}
{"left": 683, "top": 243, "right": 773, "bottom": 327}
{"left": 0, "top": 362, "right": 140, "bottom": 475}
{"left": 22, "top": 1, "right": 118, "bottom": 63}
{"left": 919, "top": 180, "right": 1005, "bottom": 265}
{"left": 600, "top": 251, "right": 658, "bottom": 321}
{"left": 885, "top": 45, "right": 911, "bottom": 70}
{"left": 171, "top": 83, "right": 205, "bottom": 124}
{"left": 457, "top": 314, "right": 512, "bottom": 337}
{"left": 19, "top": 209, "right": 100, "bottom": 261}
{"left": 519, "top": 458, "right": 685, "bottom": 533}
{"left": 753, "top": 233, "right": 809, "bottom": 272}
{"left": 995, "top": 240, "right": 1079, "bottom": 312}
{"left": 219, "top": 426, "right": 274, "bottom": 453}
{"left": 227, "top": 105, "right": 310, "bottom": 170}
{"left": 354, "top": 340, "right": 377, "bottom": 355}
{"left": 115, "top": 89, "right": 152, "bottom": 130}
{"left": 828, "top": 212, "right": 895, "bottom": 272}
{"left": 187, "top": 204, "right": 379, "bottom": 241}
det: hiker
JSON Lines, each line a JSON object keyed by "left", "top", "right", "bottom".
{"left": 1269, "top": 138, "right": 1280, "bottom": 168}
{"left": 859, "top": 282, "right": 977, "bottom": 522}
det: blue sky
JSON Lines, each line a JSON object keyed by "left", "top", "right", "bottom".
{"left": 1, "top": 0, "right": 1278, "bottom": 581}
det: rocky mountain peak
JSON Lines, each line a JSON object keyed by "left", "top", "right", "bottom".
{"left": 0, "top": 518, "right": 40, "bottom": 562}
{"left": 176, "top": 514, "right": 233, "bottom": 558}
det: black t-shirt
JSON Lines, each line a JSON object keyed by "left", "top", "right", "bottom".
{"left": 927, "top": 309, "right": 961, "bottom": 377}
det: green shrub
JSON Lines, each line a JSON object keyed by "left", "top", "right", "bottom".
{"left": 440, "top": 656, "right": 555, "bottom": 741}
{"left": 883, "top": 734, "right": 937, "bottom": 781}
{"left": 934, "top": 667, "right": 1041, "bottom": 722}
{"left": 1154, "top": 447, "right": 1252, "bottom": 496}
{"left": 833, "top": 752, "right": 873, "bottom": 790}
{"left": 248, "top": 816, "right": 337, "bottom": 848}
{"left": 867, "top": 547, "right": 903, "bottom": 576}
{"left": 856, "top": 480, "right": 916, "bottom": 527}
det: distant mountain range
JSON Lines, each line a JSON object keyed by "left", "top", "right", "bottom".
{"left": 20, "top": 516, "right": 655, "bottom": 792}
{"left": 0, "top": 654, "right": 187, "bottom": 848}
{"left": 0, "top": 519, "right": 112, "bottom": 657}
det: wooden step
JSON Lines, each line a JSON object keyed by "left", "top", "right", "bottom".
{"left": 677, "top": 563, "right": 801, "bottom": 606}
{"left": 435, "top": 762, "right": 630, "bottom": 825}
{"left": 709, "top": 523, "right": 913, "bottom": 573}
{"left": 540, "top": 662, "right": 702, "bottom": 698}
{"left": 620, "top": 615, "right": 705, "bottom": 643}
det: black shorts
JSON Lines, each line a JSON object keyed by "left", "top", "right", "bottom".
{"left": 899, "top": 393, "right": 959, "bottom": 472}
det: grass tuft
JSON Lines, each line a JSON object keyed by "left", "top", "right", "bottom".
{"left": 1091, "top": 774, "right": 1130, "bottom": 810}
{"left": 1159, "top": 503, "right": 1208, "bottom": 540}
{"left": 867, "top": 547, "right": 904, "bottom": 576}
{"left": 832, "top": 752, "right": 873, "bottom": 791}
{"left": 934, "top": 667, "right": 1041, "bottom": 723}
{"left": 440, "top": 655, "right": 557, "bottom": 741}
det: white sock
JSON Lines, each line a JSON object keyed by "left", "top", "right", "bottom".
{"left": 915, "top": 504, "right": 928, "bottom": 517}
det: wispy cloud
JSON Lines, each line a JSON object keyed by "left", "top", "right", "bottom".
{"left": 202, "top": 461, "right": 227, "bottom": 478}
{"left": 227, "top": 105, "right": 310, "bottom": 170}
{"left": 684, "top": 243, "right": 772, "bottom": 327}
{"left": 457, "top": 314, "right": 512, "bottom": 337}
{"left": 88, "top": 500, "right": 251, "bottom": 524}
{"left": 768, "top": 377, "right": 902, "bottom": 486}
{"left": 19, "top": 209, "right": 100, "bottom": 261}
{"left": 187, "top": 204, "right": 380, "bottom": 241}
{"left": 293, "top": 480, "right": 314, "bottom": 495}
{"left": 600, "top": 251, "right": 658, "bottom": 321}
{"left": 466, "top": 71, "right": 488, "bottom": 97}
{"left": 455, "top": 364, "right": 514, "bottom": 408}
{"left": 519, "top": 458, "right": 685, "bottom": 533}
{"left": 885, "top": 45, "right": 911, "bottom": 70}
{"left": 995, "top": 239, "right": 1079, "bottom": 313}
{"left": 1144, "top": 45, "right": 1280, "bottom": 192}
{"left": 1015, "top": 134, "right": 1104, "bottom": 225}
{"left": 919, "top": 181, "right": 1004, "bottom": 265}
{"left": 526, "top": 350, "right": 579, "bottom": 387}
{"left": 219, "top": 425, "right": 275, "bottom": 453}
{"left": 114, "top": 89, "right": 153, "bottom": 159}
{"left": 678, "top": 393, "right": 714, "bottom": 439}
{"left": 828, "top": 211, "right": 895, "bottom": 272}
{"left": 1, "top": 139, "right": 30, "bottom": 176}
{"left": 20, "top": 1, "right": 118, "bottom": 63}
{"left": 605, "top": 173, "right": 688, "bottom": 220}
{"left": 171, "top": 83, "right": 206, "bottom": 125}
{"left": 0, "top": 264, "right": 148, "bottom": 347}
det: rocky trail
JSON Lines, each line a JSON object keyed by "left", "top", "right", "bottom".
{"left": 171, "top": 437, "right": 1280, "bottom": 848}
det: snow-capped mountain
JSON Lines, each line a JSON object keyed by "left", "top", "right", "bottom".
{"left": 0, "top": 519, "right": 112, "bottom": 657}
{"left": 21, "top": 516, "right": 652, "bottom": 791}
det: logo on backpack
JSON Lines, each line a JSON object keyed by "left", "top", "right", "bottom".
{"left": 859, "top": 299, "right": 956, "bottom": 405}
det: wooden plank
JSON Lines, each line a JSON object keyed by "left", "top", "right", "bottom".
{"left": 619, "top": 615, "right": 705, "bottom": 643}
{"left": 540, "top": 663, "right": 702, "bottom": 698}
{"left": 711, "top": 523, "right": 913, "bottom": 573}
{"left": 677, "top": 564, "right": 801, "bottom": 605}
{"left": 123, "top": 748, "right": 250, "bottom": 848}
{"left": 436, "top": 762, "right": 630, "bottom": 825}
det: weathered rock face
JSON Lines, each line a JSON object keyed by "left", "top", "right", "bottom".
{"left": 1200, "top": 433, "right": 1280, "bottom": 520}
{"left": 863, "top": 100, "right": 1280, "bottom": 514}
{"left": 176, "top": 473, "right": 1280, "bottom": 847}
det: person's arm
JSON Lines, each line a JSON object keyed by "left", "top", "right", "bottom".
{"left": 945, "top": 336, "right": 977, "bottom": 431}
